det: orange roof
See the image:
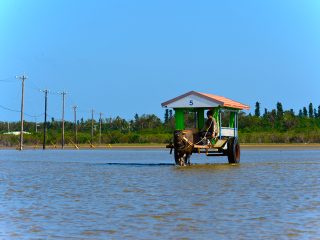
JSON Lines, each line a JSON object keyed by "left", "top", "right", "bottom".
{"left": 161, "top": 91, "right": 250, "bottom": 110}
{"left": 199, "top": 92, "right": 250, "bottom": 110}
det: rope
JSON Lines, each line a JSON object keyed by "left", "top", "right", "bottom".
{"left": 194, "top": 118, "right": 216, "bottom": 145}
{"left": 175, "top": 118, "right": 217, "bottom": 150}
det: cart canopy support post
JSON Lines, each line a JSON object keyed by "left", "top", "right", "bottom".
{"left": 174, "top": 108, "right": 184, "bottom": 130}
{"left": 197, "top": 109, "right": 204, "bottom": 130}
{"left": 212, "top": 108, "right": 219, "bottom": 122}
{"left": 230, "top": 112, "right": 235, "bottom": 128}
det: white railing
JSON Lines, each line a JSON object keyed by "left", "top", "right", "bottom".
{"left": 220, "top": 127, "right": 238, "bottom": 137}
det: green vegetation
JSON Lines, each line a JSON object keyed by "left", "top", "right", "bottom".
{"left": 238, "top": 102, "right": 320, "bottom": 143}
{"left": 0, "top": 114, "right": 174, "bottom": 147}
{"left": 1, "top": 102, "right": 320, "bottom": 147}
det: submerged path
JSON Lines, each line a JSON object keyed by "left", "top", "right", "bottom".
{"left": 1, "top": 143, "right": 320, "bottom": 150}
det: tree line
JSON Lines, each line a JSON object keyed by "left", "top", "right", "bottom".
{"left": 1, "top": 101, "right": 320, "bottom": 146}
{"left": 239, "top": 102, "right": 320, "bottom": 143}
{"left": 0, "top": 114, "right": 174, "bottom": 146}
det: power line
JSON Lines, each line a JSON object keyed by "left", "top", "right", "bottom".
{"left": 0, "top": 76, "right": 16, "bottom": 83}
{"left": 48, "top": 90, "right": 61, "bottom": 95}
{"left": 1, "top": 73, "right": 105, "bottom": 130}
{"left": 67, "top": 94, "right": 77, "bottom": 107}
{"left": 77, "top": 109, "right": 92, "bottom": 114}
{"left": 27, "top": 78, "right": 42, "bottom": 91}
{"left": 0, "top": 104, "right": 21, "bottom": 113}
{"left": 0, "top": 79, "right": 16, "bottom": 83}
{"left": 0, "top": 103, "right": 43, "bottom": 119}
{"left": 46, "top": 113, "right": 56, "bottom": 119}
{"left": 24, "top": 112, "right": 43, "bottom": 118}
{"left": 23, "top": 78, "right": 42, "bottom": 92}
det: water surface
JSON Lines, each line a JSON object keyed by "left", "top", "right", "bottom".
{"left": 1, "top": 149, "right": 320, "bottom": 239}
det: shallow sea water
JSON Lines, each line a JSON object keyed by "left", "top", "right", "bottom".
{"left": 0, "top": 149, "right": 320, "bottom": 239}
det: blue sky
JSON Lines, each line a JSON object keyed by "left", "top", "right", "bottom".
{"left": 1, "top": 0, "right": 320, "bottom": 122}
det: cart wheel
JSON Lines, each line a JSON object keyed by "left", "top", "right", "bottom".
{"left": 174, "top": 150, "right": 190, "bottom": 166}
{"left": 227, "top": 137, "right": 240, "bottom": 164}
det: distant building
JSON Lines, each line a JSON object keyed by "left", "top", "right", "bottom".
{"left": 3, "top": 131, "right": 31, "bottom": 135}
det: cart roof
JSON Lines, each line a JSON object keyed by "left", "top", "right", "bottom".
{"left": 161, "top": 91, "right": 250, "bottom": 110}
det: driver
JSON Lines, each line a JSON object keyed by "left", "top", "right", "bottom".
{"left": 200, "top": 110, "right": 217, "bottom": 143}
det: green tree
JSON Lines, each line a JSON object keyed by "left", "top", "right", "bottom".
{"left": 290, "top": 109, "right": 294, "bottom": 115}
{"left": 164, "top": 109, "right": 169, "bottom": 123}
{"left": 134, "top": 113, "right": 139, "bottom": 122}
{"left": 254, "top": 101, "right": 260, "bottom": 117}
{"left": 276, "top": 102, "right": 283, "bottom": 118}
{"left": 283, "top": 110, "right": 297, "bottom": 130}
{"left": 263, "top": 108, "right": 268, "bottom": 117}
{"left": 303, "top": 107, "right": 308, "bottom": 117}
{"left": 309, "top": 103, "right": 314, "bottom": 118}
{"left": 270, "top": 109, "right": 276, "bottom": 128}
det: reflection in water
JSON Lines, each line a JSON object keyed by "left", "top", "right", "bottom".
{"left": 0, "top": 149, "right": 320, "bottom": 239}
{"left": 176, "top": 163, "right": 241, "bottom": 171}
{"left": 99, "top": 163, "right": 174, "bottom": 166}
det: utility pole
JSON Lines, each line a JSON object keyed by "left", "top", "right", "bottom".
{"left": 91, "top": 109, "right": 94, "bottom": 146}
{"left": 18, "top": 75, "right": 27, "bottom": 151}
{"left": 60, "top": 91, "right": 66, "bottom": 149}
{"left": 42, "top": 89, "right": 48, "bottom": 149}
{"left": 73, "top": 106, "right": 77, "bottom": 145}
{"left": 99, "top": 112, "right": 102, "bottom": 145}
{"left": 7, "top": 122, "right": 10, "bottom": 133}
{"left": 35, "top": 117, "right": 38, "bottom": 133}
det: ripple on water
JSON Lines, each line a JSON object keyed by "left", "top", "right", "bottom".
{"left": 191, "top": 203, "right": 207, "bottom": 207}
{"left": 81, "top": 229, "right": 117, "bottom": 236}
{"left": 1, "top": 149, "right": 320, "bottom": 239}
{"left": 29, "top": 225, "right": 43, "bottom": 233}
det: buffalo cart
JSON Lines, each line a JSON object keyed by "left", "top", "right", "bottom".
{"left": 162, "top": 91, "right": 250, "bottom": 166}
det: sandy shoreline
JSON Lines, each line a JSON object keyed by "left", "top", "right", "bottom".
{"left": 1, "top": 143, "right": 320, "bottom": 150}
{"left": 241, "top": 143, "right": 320, "bottom": 150}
